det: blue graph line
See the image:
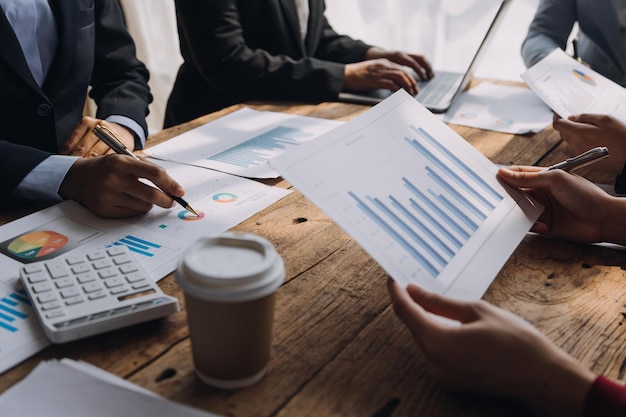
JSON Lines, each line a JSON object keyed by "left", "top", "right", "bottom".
{"left": 370, "top": 197, "right": 447, "bottom": 268}
{"left": 389, "top": 196, "right": 455, "bottom": 258}
{"left": 426, "top": 168, "right": 487, "bottom": 221}
{"left": 208, "top": 126, "right": 312, "bottom": 168}
{"left": 438, "top": 193, "right": 479, "bottom": 231}
{"left": 410, "top": 125, "right": 503, "bottom": 201}
{"left": 0, "top": 321, "right": 17, "bottom": 332}
{"left": 348, "top": 192, "right": 438, "bottom": 278}
{"left": 110, "top": 235, "right": 161, "bottom": 257}
{"left": 0, "top": 304, "right": 27, "bottom": 319}
{"left": 404, "top": 179, "right": 470, "bottom": 242}
{"left": 405, "top": 137, "right": 496, "bottom": 211}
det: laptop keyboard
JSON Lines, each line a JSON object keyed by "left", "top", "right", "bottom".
{"left": 416, "top": 71, "right": 463, "bottom": 109}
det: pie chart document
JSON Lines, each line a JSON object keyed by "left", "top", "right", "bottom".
{"left": 271, "top": 90, "right": 543, "bottom": 300}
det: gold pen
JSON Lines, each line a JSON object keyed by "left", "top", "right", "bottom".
{"left": 93, "top": 125, "right": 200, "bottom": 216}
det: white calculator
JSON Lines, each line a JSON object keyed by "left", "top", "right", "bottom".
{"left": 19, "top": 245, "right": 180, "bottom": 343}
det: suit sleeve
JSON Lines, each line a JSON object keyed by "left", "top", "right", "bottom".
{"left": 90, "top": 0, "right": 152, "bottom": 138}
{"left": 174, "top": 0, "right": 370, "bottom": 101}
{"left": 583, "top": 375, "right": 626, "bottom": 416}
{"left": 0, "top": 141, "right": 52, "bottom": 198}
{"left": 520, "top": 0, "right": 578, "bottom": 68}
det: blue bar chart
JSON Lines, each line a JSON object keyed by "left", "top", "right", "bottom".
{"left": 208, "top": 126, "right": 313, "bottom": 168}
{"left": 110, "top": 235, "right": 161, "bottom": 257}
{"left": 348, "top": 124, "right": 503, "bottom": 280}
{"left": 0, "top": 288, "right": 30, "bottom": 333}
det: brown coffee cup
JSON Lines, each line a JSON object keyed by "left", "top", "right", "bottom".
{"left": 176, "top": 232, "right": 284, "bottom": 389}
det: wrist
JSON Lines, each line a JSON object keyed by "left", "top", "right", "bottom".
{"left": 364, "top": 46, "right": 385, "bottom": 60}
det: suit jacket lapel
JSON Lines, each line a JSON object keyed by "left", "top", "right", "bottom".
{"left": 44, "top": 0, "right": 79, "bottom": 93}
{"left": 278, "top": 0, "right": 306, "bottom": 55}
{"left": 0, "top": 8, "right": 42, "bottom": 92}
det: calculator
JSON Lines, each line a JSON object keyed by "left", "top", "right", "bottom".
{"left": 19, "top": 245, "right": 180, "bottom": 343}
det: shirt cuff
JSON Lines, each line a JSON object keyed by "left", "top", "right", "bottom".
{"left": 12, "top": 155, "right": 80, "bottom": 203}
{"left": 105, "top": 115, "right": 146, "bottom": 150}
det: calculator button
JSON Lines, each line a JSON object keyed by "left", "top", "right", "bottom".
{"left": 92, "top": 259, "right": 112, "bottom": 269}
{"left": 112, "top": 254, "right": 132, "bottom": 265}
{"left": 87, "top": 250, "right": 106, "bottom": 261}
{"left": 46, "top": 260, "right": 70, "bottom": 279}
{"left": 65, "top": 296, "right": 85, "bottom": 306}
{"left": 26, "top": 272, "right": 48, "bottom": 284}
{"left": 37, "top": 292, "right": 58, "bottom": 304}
{"left": 110, "top": 287, "right": 129, "bottom": 295}
{"left": 125, "top": 272, "right": 145, "bottom": 283}
{"left": 107, "top": 246, "right": 127, "bottom": 256}
{"left": 55, "top": 277, "right": 75, "bottom": 289}
{"left": 65, "top": 254, "right": 86, "bottom": 265}
{"left": 132, "top": 281, "right": 150, "bottom": 290}
{"left": 119, "top": 264, "right": 139, "bottom": 274}
{"left": 88, "top": 291, "right": 107, "bottom": 300}
{"left": 98, "top": 268, "right": 118, "bottom": 279}
{"left": 45, "top": 310, "right": 66, "bottom": 319}
{"left": 71, "top": 264, "right": 91, "bottom": 274}
{"left": 23, "top": 264, "right": 44, "bottom": 274}
{"left": 60, "top": 287, "right": 81, "bottom": 299}
{"left": 82, "top": 282, "right": 103, "bottom": 293}
{"left": 104, "top": 278, "right": 124, "bottom": 288}
{"left": 32, "top": 282, "right": 53, "bottom": 293}
{"left": 41, "top": 301, "right": 62, "bottom": 311}
{"left": 77, "top": 272, "right": 97, "bottom": 284}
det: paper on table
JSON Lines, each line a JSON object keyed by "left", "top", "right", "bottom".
{"left": 0, "top": 162, "right": 290, "bottom": 374}
{"left": 271, "top": 90, "right": 543, "bottom": 300}
{"left": 0, "top": 359, "right": 221, "bottom": 417}
{"left": 521, "top": 48, "right": 626, "bottom": 119}
{"left": 443, "top": 81, "right": 553, "bottom": 134}
{"left": 147, "top": 107, "right": 343, "bottom": 179}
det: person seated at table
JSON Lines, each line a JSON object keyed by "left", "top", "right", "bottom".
{"left": 552, "top": 113, "right": 626, "bottom": 193}
{"left": 389, "top": 166, "right": 626, "bottom": 416}
{"left": 1, "top": 0, "right": 186, "bottom": 218}
{"left": 521, "top": 0, "right": 626, "bottom": 87}
{"left": 163, "top": 0, "right": 434, "bottom": 128}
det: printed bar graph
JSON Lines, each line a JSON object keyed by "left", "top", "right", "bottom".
{"left": 110, "top": 235, "right": 161, "bottom": 257}
{"left": 208, "top": 126, "right": 314, "bottom": 168}
{"left": 347, "top": 124, "right": 505, "bottom": 280}
{"left": 0, "top": 289, "right": 30, "bottom": 333}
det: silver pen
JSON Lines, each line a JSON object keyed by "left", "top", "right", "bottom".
{"left": 543, "top": 146, "right": 609, "bottom": 172}
{"left": 93, "top": 125, "right": 200, "bottom": 216}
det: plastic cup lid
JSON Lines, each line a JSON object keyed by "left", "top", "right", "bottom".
{"left": 176, "top": 232, "right": 284, "bottom": 302}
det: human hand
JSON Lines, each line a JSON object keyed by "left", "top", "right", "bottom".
{"left": 387, "top": 280, "right": 595, "bottom": 416}
{"left": 364, "top": 47, "right": 434, "bottom": 81}
{"left": 344, "top": 59, "right": 419, "bottom": 95}
{"left": 497, "top": 166, "right": 624, "bottom": 244}
{"left": 58, "top": 155, "right": 185, "bottom": 218}
{"left": 60, "top": 116, "right": 136, "bottom": 157}
{"left": 553, "top": 113, "right": 626, "bottom": 175}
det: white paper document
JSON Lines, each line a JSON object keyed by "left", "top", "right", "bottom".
{"left": 0, "top": 162, "right": 290, "bottom": 374}
{"left": 0, "top": 359, "right": 220, "bottom": 417}
{"left": 147, "top": 107, "right": 343, "bottom": 178}
{"left": 521, "top": 48, "right": 626, "bottom": 119}
{"left": 271, "top": 90, "right": 543, "bottom": 300}
{"left": 443, "top": 81, "right": 553, "bottom": 134}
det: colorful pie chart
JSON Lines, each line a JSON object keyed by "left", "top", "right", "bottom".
{"left": 572, "top": 69, "right": 596, "bottom": 86}
{"left": 212, "top": 192, "right": 238, "bottom": 203}
{"left": 177, "top": 210, "right": 205, "bottom": 221}
{"left": 7, "top": 231, "right": 68, "bottom": 259}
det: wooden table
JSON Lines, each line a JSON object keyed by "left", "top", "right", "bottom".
{"left": 2, "top": 85, "right": 626, "bottom": 416}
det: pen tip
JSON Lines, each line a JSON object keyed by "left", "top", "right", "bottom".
{"left": 187, "top": 206, "right": 200, "bottom": 217}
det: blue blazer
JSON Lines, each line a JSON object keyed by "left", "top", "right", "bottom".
{"left": 0, "top": 0, "right": 151, "bottom": 201}
{"left": 521, "top": 0, "right": 626, "bottom": 86}
{"left": 164, "top": 0, "right": 373, "bottom": 127}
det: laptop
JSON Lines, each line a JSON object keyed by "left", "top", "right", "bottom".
{"left": 338, "top": 0, "right": 511, "bottom": 113}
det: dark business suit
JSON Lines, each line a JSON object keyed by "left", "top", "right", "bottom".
{"left": 0, "top": 0, "right": 151, "bottom": 200}
{"left": 164, "top": 0, "right": 372, "bottom": 127}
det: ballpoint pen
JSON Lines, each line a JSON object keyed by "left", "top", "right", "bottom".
{"left": 93, "top": 124, "right": 200, "bottom": 216}
{"left": 572, "top": 37, "right": 582, "bottom": 63}
{"left": 543, "top": 146, "right": 609, "bottom": 172}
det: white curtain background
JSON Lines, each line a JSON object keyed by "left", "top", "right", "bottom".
{"left": 118, "top": 0, "right": 540, "bottom": 133}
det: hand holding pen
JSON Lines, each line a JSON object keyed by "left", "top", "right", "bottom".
{"left": 92, "top": 124, "right": 199, "bottom": 216}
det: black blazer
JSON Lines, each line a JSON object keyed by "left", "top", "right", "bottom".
{"left": 0, "top": 0, "right": 151, "bottom": 201}
{"left": 164, "top": 0, "right": 372, "bottom": 127}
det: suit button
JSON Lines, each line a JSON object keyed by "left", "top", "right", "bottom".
{"left": 37, "top": 104, "right": 52, "bottom": 117}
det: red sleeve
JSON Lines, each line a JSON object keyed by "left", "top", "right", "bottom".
{"left": 583, "top": 375, "right": 626, "bottom": 416}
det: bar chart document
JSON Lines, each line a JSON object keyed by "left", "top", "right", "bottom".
{"left": 271, "top": 90, "right": 543, "bottom": 300}
{"left": 521, "top": 49, "right": 626, "bottom": 119}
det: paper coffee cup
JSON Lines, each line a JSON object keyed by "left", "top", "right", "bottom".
{"left": 176, "top": 232, "right": 284, "bottom": 389}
